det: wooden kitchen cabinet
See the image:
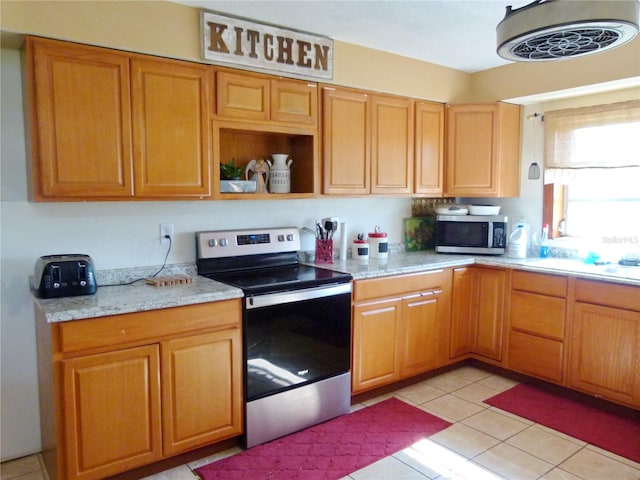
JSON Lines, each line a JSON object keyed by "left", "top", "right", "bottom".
{"left": 450, "top": 267, "right": 475, "bottom": 358}
{"left": 62, "top": 345, "right": 162, "bottom": 480}
{"left": 212, "top": 69, "right": 320, "bottom": 198}
{"left": 36, "top": 300, "right": 242, "bottom": 480}
{"left": 370, "top": 94, "right": 414, "bottom": 194}
{"left": 215, "top": 69, "right": 318, "bottom": 126}
{"left": 414, "top": 101, "right": 445, "bottom": 196}
{"left": 473, "top": 266, "right": 507, "bottom": 361}
{"left": 131, "top": 57, "right": 211, "bottom": 198}
{"left": 352, "top": 297, "right": 403, "bottom": 392}
{"left": 352, "top": 269, "right": 451, "bottom": 394}
{"left": 322, "top": 86, "right": 370, "bottom": 194}
{"left": 27, "top": 36, "right": 134, "bottom": 199}
{"left": 568, "top": 279, "right": 640, "bottom": 408}
{"left": 507, "top": 271, "right": 567, "bottom": 383}
{"left": 161, "top": 328, "right": 242, "bottom": 455}
{"left": 322, "top": 86, "right": 414, "bottom": 195}
{"left": 445, "top": 102, "right": 521, "bottom": 197}
{"left": 450, "top": 266, "right": 507, "bottom": 363}
{"left": 27, "top": 36, "right": 212, "bottom": 200}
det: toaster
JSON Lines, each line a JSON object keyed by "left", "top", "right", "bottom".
{"left": 33, "top": 254, "right": 97, "bottom": 298}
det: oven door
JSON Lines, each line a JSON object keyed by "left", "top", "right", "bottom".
{"left": 244, "top": 283, "right": 352, "bottom": 402}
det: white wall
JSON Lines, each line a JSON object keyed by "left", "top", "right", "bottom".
{"left": 0, "top": 47, "right": 411, "bottom": 460}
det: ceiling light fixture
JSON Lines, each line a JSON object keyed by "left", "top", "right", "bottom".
{"left": 497, "top": 0, "right": 639, "bottom": 62}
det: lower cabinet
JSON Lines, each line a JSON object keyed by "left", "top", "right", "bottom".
{"left": 507, "top": 271, "right": 567, "bottom": 384}
{"left": 63, "top": 345, "right": 163, "bottom": 480}
{"left": 37, "top": 300, "right": 242, "bottom": 480}
{"left": 161, "top": 330, "right": 242, "bottom": 456}
{"left": 352, "top": 269, "right": 451, "bottom": 394}
{"left": 568, "top": 279, "right": 640, "bottom": 408}
{"left": 450, "top": 266, "right": 507, "bottom": 363}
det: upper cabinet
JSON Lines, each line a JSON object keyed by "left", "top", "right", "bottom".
{"left": 445, "top": 102, "right": 522, "bottom": 197}
{"left": 28, "top": 37, "right": 134, "bottom": 199}
{"left": 415, "top": 101, "right": 445, "bottom": 196}
{"left": 25, "top": 36, "right": 520, "bottom": 202}
{"left": 322, "top": 86, "right": 417, "bottom": 195}
{"left": 27, "top": 37, "right": 212, "bottom": 201}
{"left": 211, "top": 69, "right": 320, "bottom": 199}
{"left": 215, "top": 69, "right": 318, "bottom": 126}
{"left": 131, "top": 57, "right": 211, "bottom": 198}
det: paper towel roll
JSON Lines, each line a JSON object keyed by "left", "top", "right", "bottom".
{"left": 340, "top": 222, "right": 348, "bottom": 260}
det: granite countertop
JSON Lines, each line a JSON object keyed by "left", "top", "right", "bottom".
{"left": 324, "top": 251, "right": 640, "bottom": 287}
{"left": 33, "top": 252, "right": 640, "bottom": 323}
{"left": 33, "top": 272, "right": 243, "bottom": 323}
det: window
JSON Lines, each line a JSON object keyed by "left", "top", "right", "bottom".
{"left": 543, "top": 100, "right": 640, "bottom": 247}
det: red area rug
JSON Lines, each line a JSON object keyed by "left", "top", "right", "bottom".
{"left": 486, "top": 384, "right": 640, "bottom": 463}
{"left": 195, "top": 397, "right": 451, "bottom": 480}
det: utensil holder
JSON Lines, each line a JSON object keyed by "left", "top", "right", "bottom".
{"left": 315, "top": 239, "right": 333, "bottom": 264}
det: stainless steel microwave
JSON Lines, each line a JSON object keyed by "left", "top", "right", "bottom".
{"left": 435, "top": 215, "right": 508, "bottom": 255}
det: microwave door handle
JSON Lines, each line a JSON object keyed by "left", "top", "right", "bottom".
{"left": 488, "top": 222, "right": 494, "bottom": 248}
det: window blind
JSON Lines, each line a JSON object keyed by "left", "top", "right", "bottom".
{"left": 544, "top": 99, "right": 640, "bottom": 184}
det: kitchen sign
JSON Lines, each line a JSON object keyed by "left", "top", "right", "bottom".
{"left": 200, "top": 11, "right": 333, "bottom": 80}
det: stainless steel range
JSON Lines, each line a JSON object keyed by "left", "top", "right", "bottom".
{"left": 196, "top": 227, "right": 353, "bottom": 448}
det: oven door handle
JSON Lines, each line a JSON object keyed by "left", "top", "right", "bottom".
{"left": 246, "top": 282, "right": 352, "bottom": 309}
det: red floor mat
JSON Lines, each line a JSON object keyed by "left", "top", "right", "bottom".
{"left": 486, "top": 383, "right": 640, "bottom": 463}
{"left": 195, "top": 397, "right": 451, "bottom": 480}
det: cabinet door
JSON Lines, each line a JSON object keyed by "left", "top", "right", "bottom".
{"left": 270, "top": 78, "right": 318, "bottom": 125}
{"left": 352, "top": 298, "right": 402, "bottom": 393}
{"left": 370, "top": 94, "right": 413, "bottom": 194}
{"left": 414, "top": 101, "right": 445, "bottom": 195}
{"left": 216, "top": 70, "right": 269, "bottom": 120}
{"left": 161, "top": 328, "right": 242, "bottom": 455}
{"left": 62, "top": 345, "right": 162, "bottom": 480}
{"left": 322, "top": 87, "right": 370, "bottom": 194}
{"left": 28, "top": 37, "right": 133, "bottom": 199}
{"left": 446, "top": 104, "right": 497, "bottom": 196}
{"left": 568, "top": 303, "right": 640, "bottom": 407}
{"left": 400, "top": 289, "right": 446, "bottom": 378}
{"left": 473, "top": 267, "right": 506, "bottom": 361}
{"left": 131, "top": 58, "right": 211, "bottom": 197}
{"left": 450, "top": 267, "right": 474, "bottom": 358}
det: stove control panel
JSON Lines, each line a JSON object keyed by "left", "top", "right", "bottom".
{"left": 197, "top": 227, "right": 301, "bottom": 259}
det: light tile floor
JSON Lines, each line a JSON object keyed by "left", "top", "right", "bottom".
{"left": 3, "top": 366, "right": 639, "bottom": 480}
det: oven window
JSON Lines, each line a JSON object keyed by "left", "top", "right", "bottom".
{"left": 245, "top": 291, "right": 351, "bottom": 402}
{"left": 437, "top": 221, "right": 489, "bottom": 248}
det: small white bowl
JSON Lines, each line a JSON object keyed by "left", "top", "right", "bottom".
{"left": 469, "top": 204, "right": 501, "bottom": 215}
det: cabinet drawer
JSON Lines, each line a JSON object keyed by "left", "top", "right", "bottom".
{"left": 508, "top": 331, "right": 563, "bottom": 383}
{"left": 510, "top": 291, "right": 565, "bottom": 340}
{"left": 512, "top": 270, "right": 567, "bottom": 297}
{"left": 57, "top": 299, "right": 241, "bottom": 354}
{"left": 575, "top": 279, "right": 640, "bottom": 312}
{"left": 354, "top": 269, "right": 445, "bottom": 302}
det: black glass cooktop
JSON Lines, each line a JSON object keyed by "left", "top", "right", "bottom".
{"left": 204, "top": 264, "right": 352, "bottom": 295}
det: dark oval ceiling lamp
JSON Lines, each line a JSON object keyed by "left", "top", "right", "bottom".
{"left": 497, "top": 0, "right": 639, "bottom": 61}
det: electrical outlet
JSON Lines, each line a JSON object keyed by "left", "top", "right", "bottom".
{"left": 160, "top": 224, "right": 174, "bottom": 244}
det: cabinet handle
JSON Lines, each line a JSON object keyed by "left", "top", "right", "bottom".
{"left": 421, "top": 289, "right": 443, "bottom": 297}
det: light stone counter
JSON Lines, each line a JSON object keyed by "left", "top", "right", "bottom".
{"left": 33, "top": 272, "right": 243, "bottom": 323}
{"left": 322, "top": 251, "right": 640, "bottom": 287}
{"left": 34, "top": 252, "right": 640, "bottom": 324}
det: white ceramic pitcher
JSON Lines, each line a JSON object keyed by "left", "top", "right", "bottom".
{"left": 267, "top": 154, "right": 293, "bottom": 194}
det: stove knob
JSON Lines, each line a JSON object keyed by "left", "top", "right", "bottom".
{"left": 208, "top": 239, "right": 218, "bottom": 247}
{"left": 287, "top": 234, "right": 294, "bottom": 241}
{"left": 277, "top": 234, "right": 285, "bottom": 242}
{"left": 220, "top": 238, "right": 228, "bottom": 247}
